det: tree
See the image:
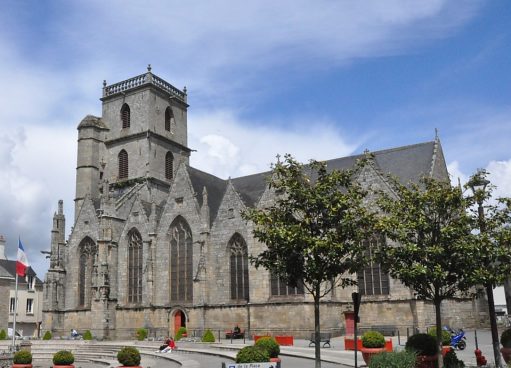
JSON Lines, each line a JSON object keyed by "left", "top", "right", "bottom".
{"left": 376, "top": 176, "right": 477, "bottom": 367}
{"left": 243, "top": 154, "right": 375, "bottom": 368}
{"left": 466, "top": 169, "right": 511, "bottom": 368}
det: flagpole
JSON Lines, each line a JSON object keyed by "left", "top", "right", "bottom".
{"left": 12, "top": 272, "right": 18, "bottom": 351}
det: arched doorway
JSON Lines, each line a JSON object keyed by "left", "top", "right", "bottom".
{"left": 171, "top": 308, "right": 187, "bottom": 337}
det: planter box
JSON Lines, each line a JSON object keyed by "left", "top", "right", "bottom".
{"left": 275, "top": 336, "right": 293, "bottom": 346}
{"left": 344, "top": 337, "right": 392, "bottom": 352}
{"left": 253, "top": 335, "right": 270, "bottom": 342}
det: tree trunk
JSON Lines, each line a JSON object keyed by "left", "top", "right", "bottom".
{"left": 314, "top": 286, "right": 321, "bottom": 368}
{"left": 434, "top": 300, "right": 443, "bottom": 368}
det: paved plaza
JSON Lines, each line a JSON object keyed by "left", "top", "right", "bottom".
{"left": 0, "top": 329, "right": 503, "bottom": 368}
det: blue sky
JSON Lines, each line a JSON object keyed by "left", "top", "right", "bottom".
{"left": 0, "top": 1, "right": 510, "bottom": 302}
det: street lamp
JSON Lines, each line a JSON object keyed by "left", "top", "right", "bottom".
{"left": 468, "top": 170, "right": 502, "bottom": 368}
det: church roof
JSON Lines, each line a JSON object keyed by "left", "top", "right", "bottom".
{"left": 187, "top": 166, "right": 228, "bottom": 224}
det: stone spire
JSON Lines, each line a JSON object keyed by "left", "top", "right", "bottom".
{"left": 0, "top": 234, "right": 6, "bottom": 260}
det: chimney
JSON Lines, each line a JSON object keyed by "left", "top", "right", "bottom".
{"left": 0, "top": 234, "right": 6, "bottom": 260}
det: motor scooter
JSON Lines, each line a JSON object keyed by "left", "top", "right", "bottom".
{"left": 443, "top": 326, "right": 466, "bottom": 350}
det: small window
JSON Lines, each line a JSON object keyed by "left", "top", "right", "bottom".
{"left": 118, "top": 150, "right": 128, "bottom": 179}
{"left": 26, "top": 298, "right": 34, "bottom": 314}
{"left": 121, "top": 103, "right": 130, "bottom": 129}
{"left": 165, "top": 152, "right": 174, "bottom": 180}
{"left": 9, "top": 298, "right": 15, "bottom": 313}
{"left": 27, "top": 275, "right": 34, "bottom": 290}
{"left": 165, "top": 107, "right": 175, "bottom": 132}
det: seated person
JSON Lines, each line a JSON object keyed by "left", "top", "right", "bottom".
{"left": 71, "top": 329, "right": 79, "bottom": 338}
{"left": 158, "top": 337, "right": 170, "bottom": 351}
{"left": 160, "top": 337, "right": 176, "bottom": 353}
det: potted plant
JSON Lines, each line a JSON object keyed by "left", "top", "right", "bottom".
{"left": 428, "top": 327, "right": 452, "bottom": 356}
{"left": 201, "top": 329, "right": 215, "bottom": 343}
{"left": 405, "top": 333, "right": 438, "bottom": 368}
{"left": 117, "top": 346, "right": 142, "bottom": 368}
{"left": 361, "top": 331, "right": 385, "bottom": 365}
{"left": 175, "top": 327, "right": 187, "bottom": 341}
{"left": 136, "top": 328, "right": 147, "bottom": 341}
{"left": 255, "top": 336, "right": 281, "bottom": 365}
{"left": 501, "top": 328, "right": 511, "bottom": 363}
{"left": 52, "top": 350, "right": 74, "bottom": 368}
{"left": 12, "top": 350, "right": 33, "bottom": 368}
{"left": 235, "top": 346, "right": 269, "bottom": 363}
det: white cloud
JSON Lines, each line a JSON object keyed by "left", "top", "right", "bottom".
{"left": 189, "top": 109, "right": 359, "bottom": 178}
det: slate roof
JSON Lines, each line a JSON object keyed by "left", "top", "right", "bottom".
{"left": 183, "top": 140, "right": 440, "bottom": 225}
{"left": 187, "top": 166, "right": 228, "bottom": 224}
{"left": 0, "top": 259, "right": 43, "bottom": 285}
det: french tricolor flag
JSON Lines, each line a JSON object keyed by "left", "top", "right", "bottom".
{"left": 16, "top": 239, "right": 30, "bottom": 277}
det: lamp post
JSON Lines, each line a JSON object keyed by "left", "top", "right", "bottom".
{"left": 468, "top": 171, "right": 502, "bottom": 368}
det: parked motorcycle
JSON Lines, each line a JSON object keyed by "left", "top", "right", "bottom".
{"left": 443, "top": 326, "right": 466, "bottom": 350}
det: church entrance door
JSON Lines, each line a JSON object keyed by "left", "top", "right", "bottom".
{"left": 173, "top": 309, "right": 187, "bottom": 336}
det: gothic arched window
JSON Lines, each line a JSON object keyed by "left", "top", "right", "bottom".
{"left": 165, "top": 152, "right": 174, "bottom": 180}
{"left": 229, "top": 233, "right": 249, "bottom": 301}
{"left": 357, "top": 236, "right": 390, "bottom": 296}
{"left": 118, "top": 150, "right": 128, "bottom": 179}
{"left": 78, "top": 237, "right": 97, "bottom": 307}
{"left": 121, "top": 103, "right": 130, "bottom": 129}
{"left": 127, "top": 229, "right": 143, "bottom": 304}
{"left": 165, "top": 107, "right": 175, "bottom": 132}
{"left": 169, "top": 217, "right": 193, "bottom": 302}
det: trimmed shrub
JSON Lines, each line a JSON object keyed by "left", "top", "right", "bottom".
{"left": 83, "top": 330, "right": 93, "bottom": 340}
{"left": 428, "top": 327, "right": 451, "bottom": 346}
{"left": 136, "top": 328, "right": 148, "bottom": 341}
{"left": 175, "top": 326, "right": 187, "bottom": 341}
{"left": 368, "top": 350, "right": 417, "bottom": 368}
{"left": 42, "top": 331, "right": 52, "bottom": 340}
{"left": 235, "top": 346, "right": 269, "bottom": 363}
{"left": 53, "top": 350, "right": 75, "bottom": 365}
{"left": 361, "top": 331, "right": 385, "bottom": 348}
{"left": 501, "top": 328, "right": 511, "bottom": 348}
{"left": 0, "top": 329, "right": 6, "bottom": 340}
{"left": 201, "top": 329, "right": 215, "bottom": 343}
{"left": 443, "top": 349, "right": 465, "bottom": 368}
{"left": 405, "top": 333, "right": 437, "bottom": 356}
{"left": 117, "top": 346, "right": 141, "bottom": 367}
{"left": 255, "top": 336, "right": 280, "bottom": 358}
{"left": 13, "top": 350, "right": 33, "bottom": 364}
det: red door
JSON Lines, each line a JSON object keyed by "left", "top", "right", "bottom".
{"left": 344, "top": 311, "right": 355, "bottom": 335}
{"left": 174, "top": 310, "right": 182, "bottom": 334}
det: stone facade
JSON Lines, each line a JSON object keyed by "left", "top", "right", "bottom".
{"left": 42, "top": 67, "right": 488, "bottom": 340}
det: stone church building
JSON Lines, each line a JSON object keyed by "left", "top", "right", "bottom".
{"left": 43, "top": 67, "right": 487, "bottom": 339}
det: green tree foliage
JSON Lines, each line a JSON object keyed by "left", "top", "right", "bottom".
{"left": 83, "top": 330, "right": 93, "bottom": 340}
{"left": 0, "top": 329, "right": 6, "bottom": 340}
{"left": 201, "top": 329, "right": 215, "bottom": 343}
{"left": 428, "top": 327, "right": 450, "bottom": 346}
{"left": 13, "top": 351, "right": 32, "bottom": 364}
{"left": 175, "top": 326, "right": 187, "bottom": 341}
{"left": 53, "top": 350, "right": 74, "bottom": 365}
{"left": 255, "top": 337, "right": 280, "bottom": 358}
{"left": 235, "top": 346, "right": 269, "bottom": 363}
{"left": 361, "top": 331, "right": 385, "bottom": 348}
{"left": 368, "top": 350, "right": 417, "bottom": 368}
{"left": 136, "top": 328, "right": 147, "bottom": 341}
{"left": 405, "top": 333, "right": 437, "bottom": 357}
{"left": 42, "top": 330, "right": 52, "bottom": 340}
{"left": 117, "top": 346, "right": 141, "bottom": 366}
{"left": 377, "top": 176, "right": 477, "bottom": 366}
{"left": 465, "top": 170, "right": 511, "bottom": 288}
{"left": 243, "top": 154, "right": 375, "bottom": 368}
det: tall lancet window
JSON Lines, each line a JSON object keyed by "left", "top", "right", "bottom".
{"left": 165, "top": 106, "right": 175, "bottom": 132}
{"left": 118, "top": 150, "right": 128, "bottom": 179}
{"left": 169, "top": 217, "right": 193, "bottom": 302}
{"left": 165, "top": 152, "right": 174, "bottom": 180}
{"left": 357, "top": 236, "right": 390, "bottom": 296}
{"left": 78, "top": 237, "right": 97, "bottom": 308}
{"left": 121, "top": 103, "right": 130, "bottom": 128}
{"left": 229, "top": 233, "right": 249, "bottom": 301}
{"left": 128, "top": 229, "right": 143, "bottom": 303}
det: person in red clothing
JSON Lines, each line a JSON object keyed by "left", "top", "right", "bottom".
{"left": 160, "top": 337, "right": 176, "bottom": 353}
